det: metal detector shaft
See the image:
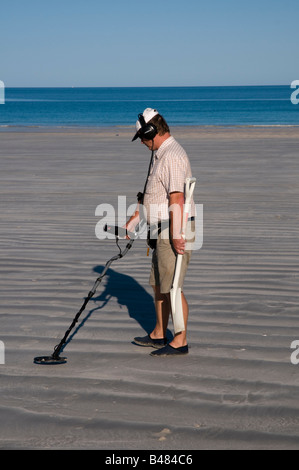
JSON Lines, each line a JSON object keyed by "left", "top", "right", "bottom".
{"left": 51, "top": 238, "right": 134, "bottom": 360}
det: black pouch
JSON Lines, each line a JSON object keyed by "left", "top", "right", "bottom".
{"left": 137, "top": 192, "right": 144, "bottom": 203}
{"left": 147, "top": 231, "right": 157, "bottom": 250}
{"left": 147, "top": 222, "right": 163, "bottom": 250}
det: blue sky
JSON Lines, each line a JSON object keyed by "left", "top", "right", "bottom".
{"left": 0, "top": 0, "right": 298, "bottom": 87}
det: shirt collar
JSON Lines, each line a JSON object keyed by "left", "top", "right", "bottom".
{"left": 156, "top": 136, "right": 175, "bottom": 159}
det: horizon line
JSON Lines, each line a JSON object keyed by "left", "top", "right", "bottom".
{"left": 3, "top": 84, "right": 291, "bottom": 89}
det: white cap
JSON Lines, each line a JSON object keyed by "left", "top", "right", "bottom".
{"left": 132, "top": 108, "right": 159, "bottom": 141}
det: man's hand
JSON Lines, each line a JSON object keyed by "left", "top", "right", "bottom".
{"left": 123, "top": 209, "right": 140, "bottom": 239}
{"left": 171, "top": 236, "right": 186, "bottom": 255}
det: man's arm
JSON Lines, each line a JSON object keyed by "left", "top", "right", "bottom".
{"left": 124, "top": 203, "right": 141, "bottom": 237}
{"left": 169, "top": 191, "right": 185, "bottom": 254}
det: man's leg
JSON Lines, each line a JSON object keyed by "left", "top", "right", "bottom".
{"left": 151, "top": 286, "right": 189, "bottom": 348}
{"left": 150, "top": 285, "right": 170, "bottom": 339}
{"left": 149, "top": 289, "right": 189, "bottom": 356}
{"left": 169, "top": 290, "right": 189, "bottom": 348}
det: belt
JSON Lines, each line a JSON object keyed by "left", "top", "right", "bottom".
{"left": 148, "top": 217, "right": 195, "bottom": 233}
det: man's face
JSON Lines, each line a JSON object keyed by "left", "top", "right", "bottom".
{"left": 140, "top": 136, "right": 158, "bottom": 151}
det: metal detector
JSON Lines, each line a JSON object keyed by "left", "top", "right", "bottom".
{"left": 34, "top": 228, "right": 136, "bottom": 365}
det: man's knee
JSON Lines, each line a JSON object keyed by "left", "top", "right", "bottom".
{"left": 152, "top": 285, "right": 169, "bottom": 302}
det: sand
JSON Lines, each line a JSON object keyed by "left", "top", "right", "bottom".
{"left": 1, "top": 126, "right": 299, "bottom": 450}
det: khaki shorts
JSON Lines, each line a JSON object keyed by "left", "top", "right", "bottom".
{"left": 149, "top": 220, "right": 195, "bottom": 294}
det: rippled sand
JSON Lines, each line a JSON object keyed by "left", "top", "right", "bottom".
{"left": 1, "top": 126, "right": 299, "bottom": 449}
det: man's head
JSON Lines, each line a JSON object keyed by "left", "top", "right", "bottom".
{"left": 132, "top": 108, "right": 170, "bottom": 150}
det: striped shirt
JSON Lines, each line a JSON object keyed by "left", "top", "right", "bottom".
{"left": 143, "top": 136, "right": 195, "bottom": 224}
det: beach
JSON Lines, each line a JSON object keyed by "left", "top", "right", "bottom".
{"left": 1, "top": 125, "right": 299, "bottom": 450}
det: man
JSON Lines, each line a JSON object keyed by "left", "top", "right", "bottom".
{"left": 126, "top": 108, "right": 195, "bottom": 357}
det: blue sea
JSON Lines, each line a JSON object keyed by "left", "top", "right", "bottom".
{"left": 0, "top": 86, "right": 298, "bottom": 128}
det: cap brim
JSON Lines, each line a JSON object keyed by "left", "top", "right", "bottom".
{"left": 132, "top": 131, "right": 140, "bottom": 142}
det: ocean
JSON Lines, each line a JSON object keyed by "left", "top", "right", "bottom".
{"left": 0, "top": 85, "right": 298, "bottom": 128}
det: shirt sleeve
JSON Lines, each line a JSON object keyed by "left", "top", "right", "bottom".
{"left": 161, "top": 154, "right": 187, "bottom": 194}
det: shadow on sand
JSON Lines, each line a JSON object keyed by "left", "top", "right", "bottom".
{"left": 63, "top": 265, "right": 172, "bottom": 350}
